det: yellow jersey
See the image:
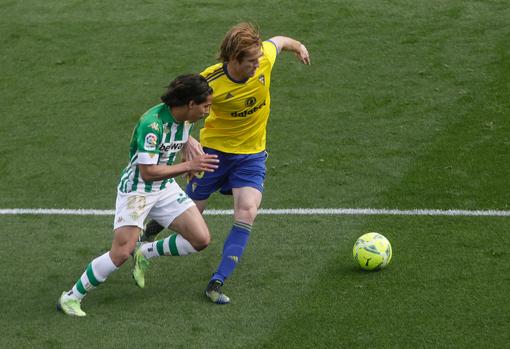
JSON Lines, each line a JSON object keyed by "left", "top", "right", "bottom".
{"left": 199, "top": 40, "right": 278, "bottom": 154}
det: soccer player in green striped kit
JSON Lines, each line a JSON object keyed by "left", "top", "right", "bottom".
{"left": 57, "top": 74, "right": 219, "bottom": 317}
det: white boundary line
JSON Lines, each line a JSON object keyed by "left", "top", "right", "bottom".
{"left": 1, "top": 208, "right": 509, "bottom": 217}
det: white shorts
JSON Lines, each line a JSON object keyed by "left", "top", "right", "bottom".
{"left": 113, "top": 181, "right": 195, "bottom": 230}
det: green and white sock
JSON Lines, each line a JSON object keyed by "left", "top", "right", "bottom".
{"left": 67, "top": 252, "right": 118, "bottom": 300}
{"left": 141, "top": 234, "right": 197, "bottom": 259}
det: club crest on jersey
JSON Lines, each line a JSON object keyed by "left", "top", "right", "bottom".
{"left": 225, "top": 92, "right": 234, "bottom": 99}
{"left": 149, "top": 122, "right": 160, "bottom": 132}
{"left": 144, "top": 133, "right": 158, "bottom": 151}
{"left": 258, "top": 74, "right": 265, "bottom": 85}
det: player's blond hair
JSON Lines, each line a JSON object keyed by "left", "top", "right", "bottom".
{"left": 218, "top": 22, "right": 262, "bottom": 63}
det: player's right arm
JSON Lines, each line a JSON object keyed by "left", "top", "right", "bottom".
{"left": 268, "top": 36, "right": 310, "bottom": 65}
{"left": 139, "top": 154, "right": 218, "bottom": 182}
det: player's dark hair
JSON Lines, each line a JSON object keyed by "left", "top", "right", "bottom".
{"left": 218, "top": 22, "right": 262, "bottom": 62}
{"left": 161, "top": 74, "right": 213, "bottom": 107}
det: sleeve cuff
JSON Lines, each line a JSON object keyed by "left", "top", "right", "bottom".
{"left": 137, "top": 152, "right": 159, "bottom": 164}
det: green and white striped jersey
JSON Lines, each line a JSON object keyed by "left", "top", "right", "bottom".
{"left": 118, "top": 103, "right": 193, "bottom": 193}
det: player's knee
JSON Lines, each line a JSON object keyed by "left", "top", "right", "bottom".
{"left": 110, "top": 249, "right": 131, "bottom": 266}
{"left": 191, "top": 232, "right": 210, "bottom": 251}
{"left": 235, "top": 207, "right": 258, "bottom": 224}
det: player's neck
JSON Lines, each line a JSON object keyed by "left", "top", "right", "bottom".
{"left": 169, "top": 106, "right": 186, "bottom": 123}
{"left": 225, "top": 62, "right": 248, "bottom": 82}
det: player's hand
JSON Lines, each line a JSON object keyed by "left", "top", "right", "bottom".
{"left": 296, "top": 43, "right": 310, "bottom": 65}
{"left": 187, "top": 154, "right": 219, "bottom": 173}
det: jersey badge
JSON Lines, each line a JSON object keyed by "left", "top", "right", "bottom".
{"left": 258, "top": 74, "right": 265, "bottom": 85}
{"left": 225, "top": 92, "right": 234, "bottom": 100}
{"left": 144, "top": 133, "right": 158, "bottom": 151}
{"left": 149, "top": 122, "right": 160, "bottom": 132}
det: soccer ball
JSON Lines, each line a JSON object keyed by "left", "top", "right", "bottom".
{"left": 353, "top": 232, "right": 392, "bottom": 271}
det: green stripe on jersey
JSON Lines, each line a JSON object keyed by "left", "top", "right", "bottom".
{"left": 144, "top": 180, "right": 153, "bottom": 193}
{"left": 174, "top": 123, "right": 184, "bottom": 141}
{"left": 167, "top": 153, "right": 176, "bottom": 165}
{"left": 131, "top": 167, "right": 140, "bottom": 192}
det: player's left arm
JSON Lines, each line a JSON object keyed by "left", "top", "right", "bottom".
{"left": 269, "top": 36, "right": 310, "bottom": 65}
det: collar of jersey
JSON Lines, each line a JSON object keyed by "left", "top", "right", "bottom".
{"left": 160, "top": 104, "right": 181, "bottom": 124}
{"left": 223, "top": 63, "right": 249, "bottom": 84}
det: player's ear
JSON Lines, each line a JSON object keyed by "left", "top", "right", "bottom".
{"left": 188, "top": 100, "right": 196, "bottom": 109}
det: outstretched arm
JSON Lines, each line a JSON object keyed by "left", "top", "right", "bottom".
{"left": 269, "top": 36, "right": 311, "bottom": 65}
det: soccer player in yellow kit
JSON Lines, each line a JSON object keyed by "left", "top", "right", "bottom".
{"left": 141, "top": 23, "right": 310, "bottom": 304}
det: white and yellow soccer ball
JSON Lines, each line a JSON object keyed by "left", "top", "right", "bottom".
{"left": 353, "top": 232, "right": 392, "bottom": 271}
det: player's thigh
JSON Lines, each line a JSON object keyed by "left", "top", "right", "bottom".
{"left": 225, "top": 151, "right": 267, "bottom": 195}
{"left": 169, "top": 205, "right": 210, "bottom": 248}
{"left": 149, "top": 182, "right": 196, "bottom": 231}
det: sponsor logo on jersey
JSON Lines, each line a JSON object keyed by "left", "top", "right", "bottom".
{"left": 159, "top": 142, "right": 184, "bottom": 152}
{"left": 231, "top": 100, "right": 266, "bottom": 118}
{"left": 258, "top": 74, "right": 265, "bottom": 85}
{"left": 149, "top": 122, "right": 160, "bottom": 132}
{"left": 245, "top": 97, "right": 257, "bottom": 107}
{"left": 144, "top": 133, "right": 158, "bottom": 151}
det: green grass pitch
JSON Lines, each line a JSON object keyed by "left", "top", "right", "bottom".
{"left": 1, "top": 0, "right": 509, "bottom": 348}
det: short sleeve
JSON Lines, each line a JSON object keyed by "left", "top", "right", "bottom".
{"left": 136, "top": 119, "right": 162, "bottom": 164}
{"left": 263, "top": 40, "right": 278, "bottom": 67}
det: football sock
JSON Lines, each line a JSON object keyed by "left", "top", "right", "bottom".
{"left": 211, "top": 221, "right": 252, "bottom": 284}
{"left": 140, "top": 234, "right": 197, "bottom": 259}
{"left": 67, "top": 252, "right": 118, "bottom": 300}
